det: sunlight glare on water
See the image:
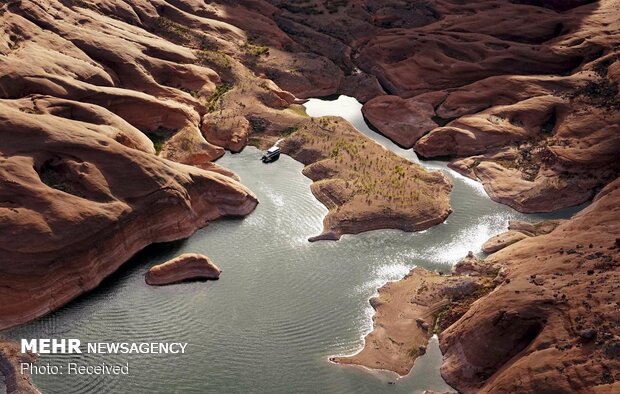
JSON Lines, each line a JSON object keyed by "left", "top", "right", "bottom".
{"left": 7, "top": 96, "right": 584, "bottom": 394}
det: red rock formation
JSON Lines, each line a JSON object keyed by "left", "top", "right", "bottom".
{"left": 331, "top": 267, "right": 494, "bottom": 376}
{"left": 0, "top": 0, "right": 459, "bottom": 335}
{"left": 0, "top": 341, "right": 39, "bottom": 394}
{"left": 440, "top": 178, "right": 620, "bottom": 393}
{"left": 281, "top": 119, "right": 452, "bottom": 241}
{"left": 362, "top": 95, "right": 439, "bottom": 148}
{"left": 1, "top": 4, "right": 617, "bottom": 393}
{"left": 481, "top": 231, "right": 530, "bottom": 254}
{"left": 334, "top": 181, "right": 619, "bottom": 392}
{"left": 0, "top": 102, "right": 257, "bottom": 330}
{"left": 482, "top": 220, "right": 565, "bottom": 253}
{"left": 146, "top": 253, "right": 221, "bottom": 286}
{"left": 253, "top": 0, "right": 620, "bottom": 212}
{"left": 1, "top": 0, "right": 226, "bottom": 163}
{"left": 400, "top": 1, "right": 619, "bottom": 211}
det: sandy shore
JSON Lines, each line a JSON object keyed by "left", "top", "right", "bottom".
{"left": 331, "top": 264, "right": 495, "bottom": 376}
{"left": 333, "top": 178, "right": 620, "bottom": 392}
{"left": 330, "top": 268, "right": 448, "bottom": 375}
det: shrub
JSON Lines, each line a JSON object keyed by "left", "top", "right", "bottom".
{"left": 146, "top": 133, "right": 166, "bottom": 154}
{"left": 207, "top": 83, "right": 233, "bottom": 112}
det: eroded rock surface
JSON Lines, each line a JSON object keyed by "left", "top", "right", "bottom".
{"left": 251, "top": 0, "right": 620, "bottom": 212}
{"left": 482, "top": 231, "right": 530, "bottom": 254}
{"left": 146, "top": 253, "right": 221, "bottom": 286}
{"left": 332, "top": 264, "right": 497, "bottom": 376}
{"left": 335, "top": 179, "right": 620, "bottom": 393}
{"left": 441, "top": 178, "right": 620, "bottom": 393}
{"left": 0, "top": 340, "right": 39, "bottom": 394}
{"left": 0, "top": 0, "right": 459, "bottom": 331}
{"left": 0, "top": 102, "right": 257, "bottom": 330}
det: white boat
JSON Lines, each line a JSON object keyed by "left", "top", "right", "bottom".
{"left": 261, "top": 139, "right": 283, "bottom": 163}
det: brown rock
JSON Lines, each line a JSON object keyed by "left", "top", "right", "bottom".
{"left": 0, "top": 102, "right": 257, "bottom": 330}
{"left": 440, "top": 178, "right": 620, "bottom": 393}
{"left": 418, "top": 345, "right": 427, "bottom": 356}
{"left": 146, "top": 253, "right": 221, "bottom": 286}
{"left": 339, "top": 72, "right": 386, "bottom": 103}
{"left": 0, "top": 0, "right": 275, "bottom": 330}
{"left": 453, "top": 252, "right": 482, "bottom": 275}
{"left": 333, "top": 265, "right": 494, "bottom": 376}
{"left": 508, "top": 220, "right": 565, "bottom": 237}
{"left": 258, "top": 50, "right": 343, "bottom": 99}
{"left": 441, "top": 279, "right": 483, "bottom": 300}
{"left": 282, "top": 117, "right": 452, "bottom": 241}
{"left": 362, "top": 95, "right": 438, "bottom": 148}
{"left": 482, "top": 231, "right": 530, "bottom": 254}
{"left": 0, "top": 340, "right": 40, "bottom": 394}
{"left": 331, "top": 268, "right": 445, "bottom": 375}
{"left": 507, "top": 220, "right": 537, "bottom": 235}
{"left": 336, "top": 180, "right": 619, "bottom": 386}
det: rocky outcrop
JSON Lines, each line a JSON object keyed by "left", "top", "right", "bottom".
{"left": 440, "top": 178, "right": 620, "bottom": 393}
{"left": 452, "top": 251, "right": 496, "bottom": 276}
{"left": 203, "top": 1, "right": 620, "bottom": 391}
{"left": 281, "top": 119, "right": 452, "bottom": 241}
{"left": 335, "top": 178, "right": 620, "bottom": 392}
{"left": 192, "top": 51, "right": 454, "bottom": 240}
{"left": 146, "top": 253, "right": 221, "bottom": 286}
{"left": 0, "top": 340, "right": 39, "bottom": 394}
{"left": 361, "top": 95, "right": 439, "bottom": 148}
{"left": 245, "top": 0, "right": 620, "bottom": 213}
{"left": 481, "top": 231, "right": 530, "bottom": 254}
{"left": 0, "top": 0, "right": 464, "bottom": 335}
{"left": 481, "top": 219, "right": 566, "bottom": 254}
{"left": 331, "top": 268, "right": 453, "bottom": 375}
{"left": 0, "top": 102, "right": 257, "bottom": 330}
{"left": 0, "top": 2, "right": 616, "bottom": 394}
{"left": 0, "top": 0, "right": 229, "bottom": 162}
{"left": 0, "top": 0, "right": 277, "bottom": 330}
{"left": 332, "top": 264, "right": 497, "bottom": 376}
{"left": 508, "top": 219, "right": 564, "bottom": 236}
{"left": 403, "top": 1, "right": 619, "bottom": 212}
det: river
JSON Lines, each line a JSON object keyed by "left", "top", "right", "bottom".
{"left": 6, "top": 96, "right": 584, "bottom": 393}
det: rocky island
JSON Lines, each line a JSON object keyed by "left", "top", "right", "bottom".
{"left": 145, "top": 253, "right": 221, "bottom": 286}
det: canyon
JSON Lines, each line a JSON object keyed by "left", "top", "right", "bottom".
{"left": 1, "top": 0, "right": 619, "bottom": 393}
{"left": 1, "top": 0, "right": 457, "bottom": 333}
{"left": 336, "top": 179, "right": 619, "bottom": 392}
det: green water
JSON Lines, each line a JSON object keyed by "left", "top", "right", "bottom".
{"left": 6, "top": 96, "right": 584, "bottom": 393}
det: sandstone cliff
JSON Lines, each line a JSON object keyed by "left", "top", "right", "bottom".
{"left": 440, "top": 178, "right": 620, "bottom": 393}
{"left": 335, "top": 178, "right": 619, "bottom": 392}
{"left": 0, "top": 101, "right": 257, "bottom": 330}
{"left": 242, "top": 0, "right": 620, "bottom": 212}
{"left": 0, "top": 0, "right": 457, "bottom": 330}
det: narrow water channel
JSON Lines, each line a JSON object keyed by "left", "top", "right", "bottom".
{"left": 6, "top": 96, "right": 584, "bottom": 393}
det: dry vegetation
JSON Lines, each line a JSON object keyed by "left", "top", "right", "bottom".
{"left": 280, "top": 116, "right": 452, "bottom": 240}
{"left": 290, "top": 118, "right": 445, "bottom": 206}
